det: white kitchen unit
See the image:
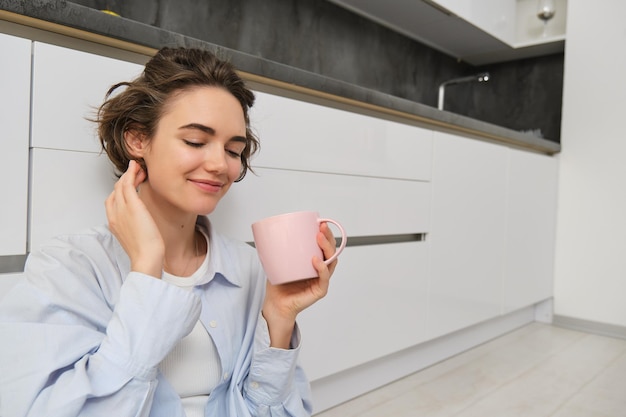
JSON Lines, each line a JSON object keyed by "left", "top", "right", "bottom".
{"left": 0, "top": 33, "right": 30, "bottom": 262}
{"left": 429, "top": 131, "right": 508, "bottom": 339}
{"left": 28, "top": 148, "right": 117, "bottom": 252}
{"left": 433, "top": 0, "right": 517, "bottom": 44}
{"left": 28, "top": 42, "right": 143, "bottom": 250}
{"left": 515, "top": 0, "right": 567, "bottom": 47}
{"left": 429, "top": 131, "right": 558, "bottom": 339}
{"left": 298, "top": 240, "right": 429, "bottom": 381}
{"left": 251, "top": 91, "right": 433, "bottom": 181}
{"left": 31, "top": 42, "right": 143, "bottom": 152}
{"left": 210, "top": 167, "right": 431, "bottom": 242}
{"left": 328, "top": 0, "right": 567, "bottom": 64}
{"left": 503, "top": 148, "right": 558, "bottom": 313}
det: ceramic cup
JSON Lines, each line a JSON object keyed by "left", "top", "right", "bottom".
{"left": 251, "top": 211, "right": 347, "bottom": 285}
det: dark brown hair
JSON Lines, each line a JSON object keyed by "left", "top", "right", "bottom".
{"left": 96, "top": 47, "right": 259, "bottom": 181}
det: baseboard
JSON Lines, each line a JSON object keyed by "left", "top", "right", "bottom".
{"left": 552, "top": 314, "right": 626, "bottom": 340}
{"left": 310, "top": 306, "right": 535, "bottom": 414}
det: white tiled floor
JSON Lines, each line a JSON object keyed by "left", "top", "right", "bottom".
{"left": 314, "top": 323, "right": 626, "bottom": 417}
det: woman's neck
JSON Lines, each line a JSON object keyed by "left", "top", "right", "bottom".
{"left": 138, "top": 184, "right": 205, "bottom": 276}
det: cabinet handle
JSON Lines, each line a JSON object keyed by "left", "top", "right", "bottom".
{"left": 0, "top": 254, "right": 27, "bottom": 274}
{"left": 247, "top": 233, "right": 426, "bottom": 248}
{"left": 339, "top": 233, "right": 426, "bottom": 247}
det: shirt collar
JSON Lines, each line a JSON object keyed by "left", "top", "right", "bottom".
{"left": 195, "top": 216, "right": 243, "bottom": 288}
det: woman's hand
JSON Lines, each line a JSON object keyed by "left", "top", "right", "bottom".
{"left": 105, "top": 160, "right": 164, "bottom": 278}
{"left": 262, "top": 222, "right": 338, "bottom": 348}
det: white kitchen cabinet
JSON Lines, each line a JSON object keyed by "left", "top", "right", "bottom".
{"left": 31, "top": 42, "right": 143, "bottom": 152}
{"left": 209, "top": 167, "right": 431, "bottom": 242}
{"left": 428, "top": 131, "right": 508, "bottom": 339}
{"left": 251, "top": 92, "right": 433, "bottom": 181}
{"left": 515, "top": 0, "right": 567, "bottom": 46}
{"left": 298, "top": 241, "right": 429, "bottom": 380}
{"left": 432, "top": 0, "right": 516, "bottom": 44}
{"left": 28, "top": 43, "right": 142, "bottom": 251}
{"left": 29, "top": 148, "right": 116, "bottom": 252}
{"left": 0, "top": 33, "right": 30, "bottom": 259}
{"left": 429, "top": 0, "right": 568, "bottom": 47}
{"left": 503, "top": 149, "right": 558, "bottom": 312}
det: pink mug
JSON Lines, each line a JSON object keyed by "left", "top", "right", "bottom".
{"left": 251, "top": 211, "right": 347, "bottom": 285}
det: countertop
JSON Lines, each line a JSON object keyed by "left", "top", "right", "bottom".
{"left": 0, "top": 0, "right": 560, "bottom": 154}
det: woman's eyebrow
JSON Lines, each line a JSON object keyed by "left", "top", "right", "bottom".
{"left": 179, "top": 123, "right": 215, "bottom": 135}
{"left": 179, "top": 123, "right": 247, "bottom": 143}
{"left": 230, "top": 136, "right": 248, "bottom": 144}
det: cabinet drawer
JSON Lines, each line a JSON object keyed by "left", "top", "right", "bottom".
{"left": 0, "top": 33, "right": 31, "bottom": 257}
{"left": 298, "top": 241, "right": 429, "bottom": 381}
{"left": 251, "top": 92, "right": 433, "bottom": 181}
{"left": 209, "top": 167, "right": 431, "bottom": 242}
{"left": 29, "top": 149, "right": 116, "bottom": 251}
{"left": 31, "top": 42, "right": 143, "bottom": 152}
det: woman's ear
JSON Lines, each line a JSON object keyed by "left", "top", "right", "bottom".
{"left": 124, "top": 129, "right": 148, "bottom": 158}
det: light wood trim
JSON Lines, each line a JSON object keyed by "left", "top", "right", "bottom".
{"left": 0, "top": 9, "right": 156, "bottom": 55}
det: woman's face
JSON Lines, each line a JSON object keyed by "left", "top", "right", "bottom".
{"left": 139, "top": 86, "right": 247, "bottom": 217}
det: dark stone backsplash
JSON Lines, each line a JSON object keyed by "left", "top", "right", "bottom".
{"left": 446, "top": 53, "right": 564, "bottom": 142}
{"left": 70, "top": 0, "right": 563, "bottom": 143}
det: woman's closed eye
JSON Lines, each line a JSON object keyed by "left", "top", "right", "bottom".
{"left": 226, "top": 147, "right": 243, "bottom": 158}
{"left": 183, "top": 139, "right": 204, "bottom": 148}
{"left": 182, "top": 137, "right": 244, "bottom": 157}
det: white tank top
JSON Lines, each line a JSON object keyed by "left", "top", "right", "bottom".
{"left": 159, "top": 232, "right": 222, "bottom": 417}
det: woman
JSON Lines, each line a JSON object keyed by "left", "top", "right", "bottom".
{"left": 0, "top": 47, "right": 337, "bottom": 417}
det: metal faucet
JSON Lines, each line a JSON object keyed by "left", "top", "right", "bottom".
{"left": 438, "top": 72, "right": 490, "bottom": 111}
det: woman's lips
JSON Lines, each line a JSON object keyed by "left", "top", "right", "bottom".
{"left": 190, "top": 179, "right": 223, "bottom": 193}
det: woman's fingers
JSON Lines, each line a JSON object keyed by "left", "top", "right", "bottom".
{"left": 120, "top": 160, "right": 143, "bottom": 202}
{"left": 105, "top": 160, "right": 163, "bottom": 277}
{"left": 317, "top": 222, "right": 338, "bottom": 275}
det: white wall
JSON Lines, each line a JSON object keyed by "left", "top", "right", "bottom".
{"left": 554, "top": 0, "right": 626, "bottom": 327}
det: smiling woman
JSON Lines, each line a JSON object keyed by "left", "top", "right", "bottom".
{"left": 0, "top": 47, "right": 339, "bottom": 417}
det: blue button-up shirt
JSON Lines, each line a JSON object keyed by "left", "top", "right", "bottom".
{"left": 0, "top": 216, "right": 312, "bottom": 417}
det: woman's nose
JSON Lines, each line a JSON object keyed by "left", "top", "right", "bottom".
{"left": 203, "top": 146, "right": 228, "bottom": 173}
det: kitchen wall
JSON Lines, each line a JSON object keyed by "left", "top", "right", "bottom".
{"left": 70, "top": 0, "right": 564, "bottom": 142}
{"left": 554, "top": 0, "right": 626, "bottom": 330}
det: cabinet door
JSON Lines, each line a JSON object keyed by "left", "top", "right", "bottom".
{"left": 298, "top": 241, "right": 429, "bottom": 381}
{"left": 29, "top": 149, "right": 116, "bottom": 251}
{"left": 0, "top": 33, "right": 30, "bottom": 259}
{"left": 503, "top": 149, "right": 558, "bottom": 312}
{"left": 31, "top": 42, "right": 143, "bottom": 152}
{"left": 251, "top": 92, "right": 433, "bottom": 181}
{"left": 428, "top": 132, "right": 507, "bottom": 339}
{"left": 29, "top": 43, "right": 142, "bottom": 251}
{"left": 209, "top": 167, "right": 431, "bottom": 242}
{"left": 432, "top": 0, "right": 516, "bottom": 44}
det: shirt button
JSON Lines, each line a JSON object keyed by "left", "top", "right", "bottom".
{"left": 250, "top": 381, "right": 259, "bottom": 389}
{"left": 209, "top": 320, "right": 218, "bottom": 328}
{"left": 223, "top": 372, "right": 229, "bottom": 380}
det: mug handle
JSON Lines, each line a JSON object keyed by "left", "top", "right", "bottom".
{"left": 317, "top": 218, "right": 347, "bottom": 265}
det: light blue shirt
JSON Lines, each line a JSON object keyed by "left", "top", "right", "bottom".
{"left": 0, "top": 216, "right": 312, "bottom": 417}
